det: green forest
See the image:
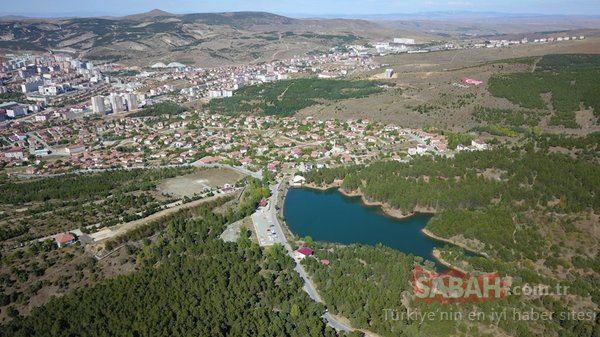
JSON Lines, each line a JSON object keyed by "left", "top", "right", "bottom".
{"left": 0, "top": 167, "right": 191, "bottom": 204}
{"left": 303, "top": 244, "right": 418, "bottom": 336}
{"left": 0, "top": 168, "right": 191, "bottom": 243}
{"left": 305, "top": 144, "right": 599, "bottom": 215}
{"left": 129, "top": 101, "right": 186, "bottom": 118}
{"left": 301, "top": 134, "right": 600, "bottom": 336}
{"left": 207, "top": 78, "right": 386, "bottom": 116}
{"left": 0, "top": 182, "right": 346, "bottom": 337}
{"left": 487, "top": 54, "right": 600, "bottom": 128}
{"left": 302, "top": 241, "right": 599, "bottom": 337}
{"left": 472, "top": 106, "right": 547, "bottom": 128}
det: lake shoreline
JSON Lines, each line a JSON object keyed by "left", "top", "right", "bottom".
{"left": 301, "top": 182, "right": 433, "bottom": 220}
{"left": 301, "top": 183, "right": 484, "bottom": 257}
{"left": 421, "top": 228, "right": 488, "bottom": 258}
{"left": 432, "top": 249, "right": 469, "bottom": 274}
{"left": 295, "top": 183, "right": 482, "bottom": 272}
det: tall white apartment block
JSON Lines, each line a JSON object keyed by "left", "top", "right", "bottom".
{"left": 91, "top": 96, "right": 106, "bottom": 114}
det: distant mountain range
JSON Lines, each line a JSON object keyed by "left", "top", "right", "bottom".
{"left": 294, "top": 11, "right": 600, "bottom": 20}
{"left": 0, "top": 10, "right": 395, "bottom": 67}
{"left": 3, "top": 9, "right": 600, "bottom": 20}
{"left": 0, "top": 10, "right": 598, "bottom": 67}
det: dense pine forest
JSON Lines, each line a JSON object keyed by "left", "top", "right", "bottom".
{"left": 488, "top": 54, "right": 600, "bottom": 128}
{"left": 0, "top": 182, "right": 348, "bottom": 337}
{"left": 302, "top": 134, "right": 599, "bottom": 336}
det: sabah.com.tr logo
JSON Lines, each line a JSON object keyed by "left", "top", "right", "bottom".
{"left": 411, "top": 266, "right": 511, "bottom": 304}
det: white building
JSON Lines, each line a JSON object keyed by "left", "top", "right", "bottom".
{"left": 394, "top": 38, "right": 416, "bottom": 45}
{"left": 91, "top": 96, "right": 106, "bottom": 114}
{"left": 21, "top": 78, "right": 44, "bottom": 93}
{"left": 384, "top": 68, "right": 395, "bottom": 79}
{"left": 208, "top": 90, "right": 233, "bottom": 99}
{"left": 124, "top": 93, "right": 138, "bottom": 111}
{"left": 4, "top": 148, "right": 24, "bottom": 160}
{"left": 109, "top": 94, "right": 125, "bottom": 113}
{"left": 0, "top": 102, "right": 27, "bottom": 118}
{"left": 408, "top": 144, "right": 428, "bottom": 156}
{"left": 292, "top": 175, "right": 306, "bottom": 186}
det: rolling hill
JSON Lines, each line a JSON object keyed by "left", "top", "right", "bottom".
{"left": 0, "top": 10, "right": 394, "bottom": 67}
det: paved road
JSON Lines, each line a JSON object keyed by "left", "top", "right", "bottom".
{"left": 323, "top": 313, "right": 354, "bottom": 332}
{"left": 254, "top": 179, "right": 352, "bottom": 332}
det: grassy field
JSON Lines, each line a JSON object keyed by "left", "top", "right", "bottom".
{"left": 157, "top": 167, "right": 244, "bottom": 197}
{"left": 298, "top": 38, "right": 600, "bottom": 135}
{"left": 207, "top": 78, "right": 387, "bottom": 116}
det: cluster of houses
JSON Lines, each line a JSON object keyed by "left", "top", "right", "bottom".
{"left": 2, "top": 104, "right": 491, "bottom": 176}
{"left": 150, "top": 50, "right": 376, "bottom": 102}
{"left": 470, "top": 35, "right": 585, "bottom": 49}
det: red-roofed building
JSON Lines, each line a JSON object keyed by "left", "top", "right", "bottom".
{"left": 461, "top": 77, "right": 484, "bottom": 86}
{"left": 295, "top": 247, "right": 314, "bottom": 260}
{"left": 54, "top": 232, "right": 76, "bottom": 248}
{"left": 258, "top": 199, "right": 268, "bottom": 208}
{"left": 198, "top": 156, "right": 220, "bottom": 165}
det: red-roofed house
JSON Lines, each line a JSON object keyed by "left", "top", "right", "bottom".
{"left": 198, "top": 156, "right": 220, "bottom": 165}
{"left": 295, "top": 247, "right": 314, "bottom": 260}
{"left": 54, "top": 232, "right": 76, "bottom": 248}
{"left": 461, "top": 77, "right": 484, "bottom": 86}
{"left": 267, "top": 161, "right": 280, "bottom": 172}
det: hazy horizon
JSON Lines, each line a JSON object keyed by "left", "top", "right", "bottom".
{"left": 1, "top": 0, "right": 599, "bottom": 18}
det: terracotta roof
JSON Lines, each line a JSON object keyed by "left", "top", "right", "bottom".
{"left": 297, "top": 247, "right": 313, "bottom": 256}
{"left": 55, "top": 233, "right": 75, "bottom": 244}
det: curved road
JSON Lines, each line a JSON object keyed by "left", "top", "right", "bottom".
{"left": 263, "top": 179, "right": 353, "bottom": 333}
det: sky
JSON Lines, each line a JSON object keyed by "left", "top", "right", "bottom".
{"left": 1, "top": 0, "right": 599, "bottom": 17}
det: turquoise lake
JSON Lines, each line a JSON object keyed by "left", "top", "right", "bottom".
{"left": 283, "top": 187, "right": 439, "bottom": 261}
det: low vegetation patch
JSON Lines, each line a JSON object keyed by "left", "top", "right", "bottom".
{"left": 129, "top": 101, "right": 186, "bottom": 118}
{"left": 207, "top": 78, "right": 387, "bottom": 116}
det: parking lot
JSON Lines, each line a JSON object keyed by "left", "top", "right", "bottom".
{"left": 251, "top": 207, "right": 285, "bottom": 246}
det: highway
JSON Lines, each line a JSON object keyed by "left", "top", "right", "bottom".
{"left": 253, "top": 178, "right": 353, "bottom": 333}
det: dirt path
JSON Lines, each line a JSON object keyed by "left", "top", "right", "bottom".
{"left": 530, "top": 56, "right": 543, "bottom": 73}
{"left": 90, "top": 191, "right": 238, "bottom": 243}
{"left": 278, "top": 82, "right": 294, "bottom": 101}
{"left": 271, "top": 32, "right": 290, "bottom": 62}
